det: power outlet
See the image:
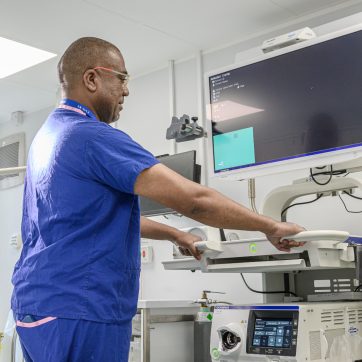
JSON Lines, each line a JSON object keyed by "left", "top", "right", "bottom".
{"left": 141, "top": 245, "right": 153, "bottom": 264}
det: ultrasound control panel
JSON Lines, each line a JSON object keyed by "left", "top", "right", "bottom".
{"left": 246, "top": 310, "right": 299, "bottom": 356}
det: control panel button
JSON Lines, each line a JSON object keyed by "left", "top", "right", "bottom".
{"left": 211, "top": 348, "right": 220, "bottom": 360}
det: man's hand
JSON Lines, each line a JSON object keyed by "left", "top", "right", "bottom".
{"left": 265, "top": 222, "right": 306, "bottom": 252}
{"left": 173, "top": 232, "right": 203, "bottom": 261}
{"left": 140, "top": 217, "right": 202, "bottom": 260}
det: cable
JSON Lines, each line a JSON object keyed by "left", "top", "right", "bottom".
{"left": 338, "top": 194, "right": 362, "bottom": 214}
{"left": 281, "top": 193, "right": 323, "bottom": 218}
{"left": 248, "top": 178, "right": 259, "bottom": 214}
{"left": 310, "top": 166, "right": 349, "bottom": 186}
{"left": 240, "top": 273, "right": 297, "bottom": 297}
{"left": 219, "top": 228, "right": 227, "bottom": 242}
{"left": 312, "top": 169, "right": 347, "bottom": 176}
{"left": 343, "top": 191, "right": 362, "bottom": 200}
{"left": 310, "top": 165, "right": 333, "bottom": 185}
{"left": 354, "top": 285, "right": 362, "bottom": 292}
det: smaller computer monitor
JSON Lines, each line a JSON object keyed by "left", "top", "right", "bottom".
{"left": 140, "top": 150, "right": 201, "bottom": 217}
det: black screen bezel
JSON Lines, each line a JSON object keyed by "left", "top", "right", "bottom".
{"left": 246, "top": 310, "right": 298, "bottom": 357}
{"left": 140, "top": 150, "right": 201, "bottom": 216}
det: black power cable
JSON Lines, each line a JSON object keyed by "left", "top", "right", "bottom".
{"left": 240, "top": 273, "right": 297, "bottom": 297}
{"left": 309, "top": 166, "right": 349, "bottom": 186}
{"left": 313, "top": 169, "right": 347, "bottom": 177}
{"left": 343, "top": 191, "right": 362, "bottom": 201}
{"left": 281, "top": 167, "right": 352, "bottom": 218}
{"left": 354, "top": 284, "right": 362, "bottom": 292}
{"left": 338, "top": 193, "right": 362, "bottom": 214}
{"left": 219, "top": 228, "right": 227, "bottom": 241}
{"left": 281, "top": 193, "right": 323, "bottom": 219}
{"left": 310, "top": 165, "right": 334, "bottom": 186}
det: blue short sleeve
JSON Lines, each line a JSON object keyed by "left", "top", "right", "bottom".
{"left": 85, "top": 127, "right": 159, "bottom": 194}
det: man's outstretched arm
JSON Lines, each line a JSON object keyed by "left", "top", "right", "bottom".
{"left": 135, "top": 164, "right": 305, "bottom": 253}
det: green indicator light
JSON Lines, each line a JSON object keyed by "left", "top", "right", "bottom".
{"left": 249, "top": 242, "right": 257, "bottom": 253}
{"left": 207, "top": 313, "right": 213, "bottom": 321}
{"left": 211, "top": 348, "right": 220, "bottom": 360}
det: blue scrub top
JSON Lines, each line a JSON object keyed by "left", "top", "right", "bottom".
{"left": 11, "top": 103, "right": 159, "bottom": 324}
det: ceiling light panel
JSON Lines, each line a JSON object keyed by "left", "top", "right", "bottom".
{"left": 0, "top": 36, "right": 56, "bottom": 79}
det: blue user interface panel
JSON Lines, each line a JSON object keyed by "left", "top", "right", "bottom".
{"left": 213, "top": 127, "right": 255, "bottom": 171}
{"left": 252, "top": 318, "right": 293, "bottom": 348}
{"left": 247, "top": 309, "right": 298, "bottom": 356}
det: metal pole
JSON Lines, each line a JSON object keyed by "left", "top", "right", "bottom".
{"left": 141, "top": 308, "right": 151, "bottom": 362}
{"left": 168, "top": 59, "right": 177, "bottom": 155}
{"left": 0, "top": 166, "right": 26, "bottom": 176}
{"left": 196, "top": 50, "right": 209, "bottom": 186}
{"left": 248, "top": 178, "right": 259, "bottom": 213}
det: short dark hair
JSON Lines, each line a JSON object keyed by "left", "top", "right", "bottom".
{"left": 58, "top": 37, "right": 121, "bottom": 90}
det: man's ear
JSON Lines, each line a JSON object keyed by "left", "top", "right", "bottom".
{"left": 83, "top": 69, "right": 98, "bottom": 92}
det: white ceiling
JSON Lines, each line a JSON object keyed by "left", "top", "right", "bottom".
{"left": 0, "top": 0, "right": 360, "bottom": 123}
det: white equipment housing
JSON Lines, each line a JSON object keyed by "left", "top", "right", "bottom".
{"left": 261, "top": 27, "right": 316, "bottom": 53}
{"left": 210, "top": 302, "right": 362, "bottom": 362}
{"left": 163, "top": 231, "right": 356, "bottom": 274}
{"left": 163, "top": 175, "right": 362, "bottom": 276}
{"left": 163, "top": 175, "right": 362, "bottom": 361}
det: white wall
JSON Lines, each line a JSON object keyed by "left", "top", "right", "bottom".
{"left": 0, "top": 107, "right": 52, "bottom": 328}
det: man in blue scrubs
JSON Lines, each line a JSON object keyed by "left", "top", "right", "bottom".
{"left": 11, "top": 37, "right": 304, "bottom": 361}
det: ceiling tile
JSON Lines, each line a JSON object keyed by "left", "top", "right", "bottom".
{"left": 84, "top": 0, "right": 294, "bottom": 50}
{"left": 271, "top": 0, "right": 354, "bottom": 16}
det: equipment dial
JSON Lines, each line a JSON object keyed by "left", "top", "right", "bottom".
{"left": 227, "top": 232, "right": 240, "bottom": 241}
{"left": 221, "top": 330, "right": 241, "bottom": 351}
{"left": 188, "top": 227, "right": 208, "bottom": 241}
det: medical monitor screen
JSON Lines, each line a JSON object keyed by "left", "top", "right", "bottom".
{"left": 140, "top": 151, "right": 201, "bottom": 217}
{"left": 246, "top": 309, "right": 298, "bottom": 357}
{"left": 252, "top": 318, "right": 293, "bottom": 349}
{"left": 209, "top": 29, "right": 362, "bottom": 175}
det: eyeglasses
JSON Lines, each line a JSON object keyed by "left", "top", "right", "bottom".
{"left": 93, "top": 66, "right": 130, "bottom": 88}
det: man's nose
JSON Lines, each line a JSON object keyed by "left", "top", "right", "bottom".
{"left": 123, "top": 86, "right": 129, "bottom": 97}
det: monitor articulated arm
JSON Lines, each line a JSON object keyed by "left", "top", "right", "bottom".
{"left": 261, "top": 175, "right": 362, "bottom": 221}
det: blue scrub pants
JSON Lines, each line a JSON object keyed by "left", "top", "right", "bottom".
{"left": 15, "top": 314, "right": 132, "bottom": 362}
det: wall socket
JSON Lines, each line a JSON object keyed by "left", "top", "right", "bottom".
{"left": 10, "top": 233, "right": 22, "bottom": 249}
{"left": 141, "top": 245, "right": 153, "bottom": 264}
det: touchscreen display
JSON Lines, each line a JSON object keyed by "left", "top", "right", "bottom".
{"left": 252, "top": 318, "right": 293, "bottom": 348}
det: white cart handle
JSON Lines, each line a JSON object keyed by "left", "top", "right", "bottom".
{"left": 281, "top": 230, "right": 350, "bottom": 243}
{"left": 194, "top": 240, "right": 224, "bottom": 253}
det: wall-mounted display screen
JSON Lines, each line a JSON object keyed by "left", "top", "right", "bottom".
{"left": 208, "top": 25, "right": 362, "bottom": 179}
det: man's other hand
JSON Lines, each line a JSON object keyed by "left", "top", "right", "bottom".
{"left": 174, "top": 232, "right": 203, "bottom": 260}
{"left": 266, "top": 222, "right": 306, "bottom": 252}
